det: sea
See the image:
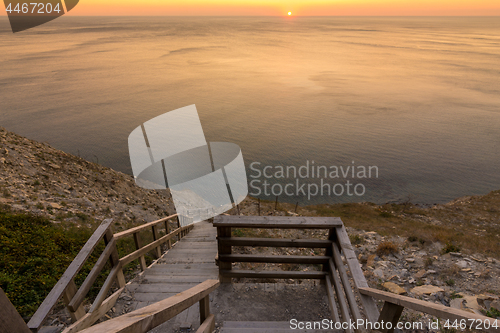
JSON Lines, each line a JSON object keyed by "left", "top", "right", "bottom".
{"left": 1, "top": 16, "right": 499, "bottom": 205}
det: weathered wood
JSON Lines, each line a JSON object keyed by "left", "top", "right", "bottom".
{"left": 359, "top": 287, "right": 500, "bottom": 333}
{"left": 335, "top": 226, "right": 379, "bottom": 323}
{"left": 0, "top": 287, "right": 32, "bottom": 333}
{"left": 89, "top": 264, "right": 121, "bottom": 313}
{"left": 120, "top": 226, "right": 190, "bottom": 266}
{"left": 113, "top": 214, "right": 178, "bottom": 240}
{"left": 324, "top": 276, "right": 340, "bottom": 323}
{"left": 151, "top": 225, "right": 162, "bottom": 258}
{"left": 62, "top": 288, "right": 124, "bottom": 333}
{"left": 328, "top": 259, "right": 352, "bottom": 333}
{"left": 219, "top": 270, "right": 328, "bottom": 279}
{"left": 62, "top": 280, "right": 85, "bottom": 322}
{"left": 164, "top": 221, "right": 171, "bottom": 249}
{"left": 28, "top": 218, "right": 114, "bottom": 332}
{"left": 104, "top": 230, "right": 126, "bottom": 288}
{"left": 78, "top": 280, "right": 220, "bottom": 333}
{"left": 133, "top": 232, "right": 147, "bottom": 271}
{"left": 199, "top": 295, "right": 210, "bottom": 325}
{"left": 378, "top": 302, "right": 404, "bottom": 333}
{"left": 68, "top": 237, "right": 116, "bottom": 312}
{"left": 218, "top": 254, "right": 330, "bottom": 264}
{"left": 218, "top": 237, "right": 332, "bottom": 248}
{"left": 217, "top": 227, "right": 232, "bottom": 283}
{"left": 214, "top": 215, "right": 342, "bottom": 229}
{"left": 331, "top": 243, "right": 362, "bottom": 322}
{"left": 196, "top": 314, "right": 215, "bottom": 333}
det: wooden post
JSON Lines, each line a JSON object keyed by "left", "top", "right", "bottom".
{"left": 151, "top": 225, "right": 162, "bottom": 258}
{"left": 217, "top": 226, "right": 232, "bottom": 283}
{"left": 164, "top": 220, "right": 171, "bottom": 249}
{"left": 62, "top": 279, "right": 86, "bottom": 322}
{"left": 133, "top": 232, "right": 147, "bottom": 271}
{"left": 295, "top": 202, "right": 299, "bottom": 213}
{"left": 274, "top": 196, "right": 278, "bottom": 211}
{"left": 378, "top": 301, "right": 404, "bottom": 333}
{"left": 236, "top": 204, "right": 240, "bottom": 215}
{"left": 258, "top": 198, "right": 260, "bottom": 216}
{"left": 0, "top": 288, "right": 32, "bottom": 333}
{"left": 199, "top": 294, "right": 210, "bottom": 325}
{"left": 104, "top": 230, "right": 126, "bottom": 288}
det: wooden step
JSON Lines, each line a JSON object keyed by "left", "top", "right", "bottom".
{"left": 220, "top": 321, "right": 339, "bottom": 333}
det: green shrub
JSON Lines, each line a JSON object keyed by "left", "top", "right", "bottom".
{"left": 0, "top": 211, "right": 107, "bottom": 319}
{"left": 442, "top": 242, "right": 461, "bottom": 254}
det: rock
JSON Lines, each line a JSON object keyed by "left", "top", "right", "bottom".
{"left": 459, "top": 294, "right": 481, "bottom": 311}
{"left": 406, "top": 258, "right": 415, "bottom": 263}
{"left": 373, "top": 268, "right": 385, "bottom": 279}
{"left": 0, "top": 158, "right": 5, "bottom": 164}
{"left": 49, "top": 203, "right": 62, "bottom": 209}
{"left": 411, "top": 285, "right": 444, "bottom": 295}
{"left": 450, "top": 252, "right": 462, "bottom": 257}
{"left": 382, "top": 282, "right": 406, "bottom": 295}
{"left": 491, "top": 300, "right": 500, "bottom": 312}
{"left": 49, "top": 163, "right": 61, "bottom": 169}
{"left": 450, "top": 298, "right": 465, "bottom": 310}
{"left": 426, "top": 270, "right": 436, "bottom": 274}
{"left": 414, "top": 269, "right": 427, "bottom": 279}
{"left": 456, "top": 260, "right": 468, "bottom": 269}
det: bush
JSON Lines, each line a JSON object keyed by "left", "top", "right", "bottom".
{"left": 0, "top": 211, "right": 106, "bottom": 319}
{"left": 376, "top": 241, "right": 398, "bottom": 256}
{"left": 442, "top": 242, "right": 461, "bottom": 254}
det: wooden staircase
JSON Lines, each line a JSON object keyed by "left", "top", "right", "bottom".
{"left": 220, "top": 321, "right": 342, "bottom": 333}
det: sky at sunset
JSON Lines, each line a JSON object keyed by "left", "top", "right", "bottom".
{"left": 2, "top": 0, "right": 499, "bottom": 16}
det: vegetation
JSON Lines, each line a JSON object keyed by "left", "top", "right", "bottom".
{"left": 376, "top": 241, "right": 399, "bottom": 256}
{"left": 0, "top": 208, "right": 150, "bottom": 320}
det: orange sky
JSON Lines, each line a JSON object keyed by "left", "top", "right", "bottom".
{"left": 3, "top": 0, "right": 500, "bottom": 16}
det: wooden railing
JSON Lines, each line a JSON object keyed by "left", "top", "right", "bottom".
{"left": 76, "top": 279, "right": 219, "bottom": 333}
{"left": 213, "top": 215, "right": 343, "bottom": 282}
{"left": 27, "top": 213, "right": 194, "bottom": 333}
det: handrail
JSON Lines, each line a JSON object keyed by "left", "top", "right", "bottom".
{"left": 28, "top": 218, "right": 114, "bottom": 332}
{"left": 77, "top": 279, "right": 220, "bottom": 333}
{"left": 359, "top": 287, "right": 500, "bottom": 333}
{"left": 114, "top": 213, "right": 178, "bottom": 240}
{"left": 28, "top": 213, "right": 191, "bottom": 333}
{"left": 213, "top": 215, "right": 342, "bottom": 228}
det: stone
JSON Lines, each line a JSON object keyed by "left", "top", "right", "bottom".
{"left": 410, "top": 285, "right": 444, "bottom": 295}
{"left": 450, "top": 298, "right": 465, "bottom": 310}
{"left": 456, "top": 260, "right": 468, "bottom": 269}
{"left": 382, "top": 282, "right": 406, "bottom": 295}
{"left": 459, "top": 294, "right": 481, "bottom": 311}
{"left": 450, "top": 252, "right": 462, "bottom": 257}
{"left": 406, "top": 258, "right": 415, "bottom": 263}
{"left": 414, "top": 269, "right": 427, "bottom": 279}
{"left": 373, "top": 268, "right": 385, "bottom": 279}
{"left": 491, "top": 300, "right": 500, "bottom": 312}
{"left": 49, "top": 163, "right": 61, "bottom": 169}
{"left": 179, "top": 322, "right": 192, "bottom": 330}
{"left": 49, "top": 203, "right": 62, "bottom": 209}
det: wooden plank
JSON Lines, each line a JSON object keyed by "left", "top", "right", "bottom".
{"left": 68, "top": 237, "right": 116, "bottom": 312}
{"left": 28, "top": 218, "right": 114, "bottom": 331}
{"left": 213, "top": 215, "right": 342, "bottom": 229}
{"left": 78, "top": 280, "right": 220, "bottom": 333}
{"left": 133, "top": 232, "right": 147, "bottom": 271}
{"left": 220, "top": 270, "right": 327, "bottom": 279}
{"left": 218, "top": 254, "right": 330, "bottom": 264}
{"left": 359, "top": 287, "right": 500, "bottom": 333}
{"left": 89, "top": 264, "right": 121, "bottom": 313}
{"left": 113, "top": 214, "right": 178, "bottom": 240}
{"left": 335, "top": 226, "right": 379, "bottom": 323}
{"left": 196, "top": 314, "right": 215, "bottom": 333}
{"left": 331, "top": 243, "right": 362, "bottom": 323}
{"left": 325, "top": 276, "right": 340, "bottom": 323}
{"left": 199, "top": 295, "right": 210, "bottom": 325}
{"left": 217, "top": 227, "right": 232, "bottom": 283}
{"left": 152, "top": 225, "right": 162, "bottom": 258}
{"left": 62, "top": 288, "right": 124, "bottom": 333}
{"left": 218, "top": 237, "right": 332, "bottom": 248}
{"left": 164, "top": 221, "right": 171, "bottom": 250}
{"left": 0, "top": 287, "right": 32, "bottom": 333}
{"left": 104, "top": 230, "right": 126, "bottom": 288}
{"left": 119, "top": 226, "right": 188, "bottom": 266}
{"left": 328, "top": 259, "right": 352, "bottom": 333}
{"left": 62, "top": 280, "right": 86, "bottom": 322}
{"left": 378, "top": 302, "right": 404, "bottom": 333}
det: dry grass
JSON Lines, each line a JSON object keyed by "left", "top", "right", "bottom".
{"left": 376, "top": 241, "right": 399, "bottom": 256}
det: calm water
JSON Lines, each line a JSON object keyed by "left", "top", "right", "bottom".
{"left": 1, "top": 16, "right": 499, "bottom": 205}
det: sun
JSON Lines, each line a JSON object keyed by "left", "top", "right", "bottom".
{"left": 288, "top": 11, "right": 292, "bottom": 16}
